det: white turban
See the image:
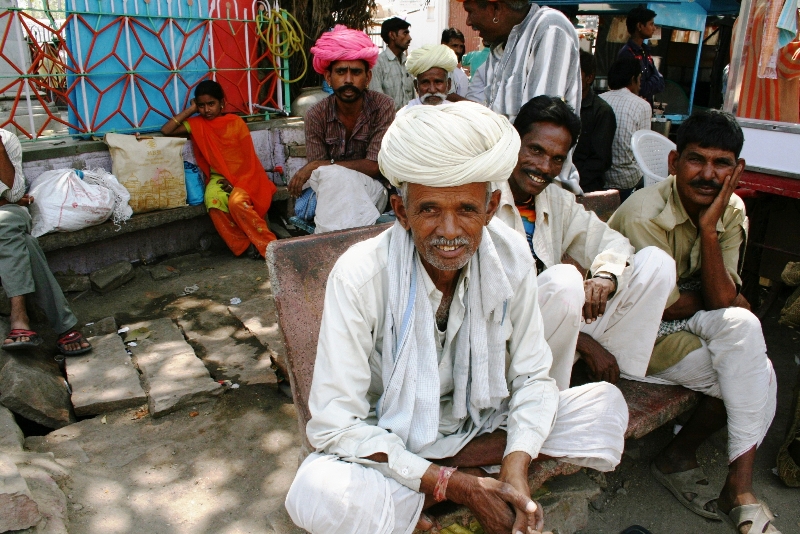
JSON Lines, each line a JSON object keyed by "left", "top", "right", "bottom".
{"left": 405, "top": 44, "right": 458, "bottom": 77}
{"left": 378, "top": 101, "right": 521, "bottom": 188}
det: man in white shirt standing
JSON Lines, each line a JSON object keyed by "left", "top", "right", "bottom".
{"left": 0, "top": 128, "right": 91, "bottom": 355}
{"left": 600, "top": 57, "right": 652, "bottom": 201}
{"left": 441, "top": 27, "right": 470, "bottom": 97}
{"left": 284, "top": 102, "right": 628, "bottom": 534}
{"left": 370, "top": 17, "right": 415, "bottom": 111}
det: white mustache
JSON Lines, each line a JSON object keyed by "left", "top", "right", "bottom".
{"left": 421, "top": 92, "right": 448, "bottom": 104}
{"left": 430, "top": 237, "right": 469, "bottom": 246}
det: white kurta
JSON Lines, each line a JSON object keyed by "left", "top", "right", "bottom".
{"left": 495, "top": 182, "right": 675, "bottom": 388}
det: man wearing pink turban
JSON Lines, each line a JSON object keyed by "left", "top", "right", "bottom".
{"left": 288, "top": 26, "right": 396, "bottom": 234}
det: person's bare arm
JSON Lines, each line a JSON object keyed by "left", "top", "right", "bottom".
{"left": 446, "top": 93, "right": 468, "bottom": 102}
{"left": 662, "top": 290, "right": 705, "bottom": 321}
{"left": 334, "top": 158, "right": 379, "bottom": 178}
{"left": 160, "top": 101, "right": 196, "bottom": 136}
{"left": 365, "top": 451, "right": 542, "bottom": 534}
{"left": 697, "top": 165, "right": 744, "bottom": 310}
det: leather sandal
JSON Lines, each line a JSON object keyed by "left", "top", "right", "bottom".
{"left": 717, "top": 503, "right": 782, "bottom": 533}
{"left": 57, "top": 330, "right": 92, "bottom": 356}
{"left": 2, "top": 329, "right": 43, "bottom": 351}
{"left": 650, "top": 463, "right": 720, "bottom": 520}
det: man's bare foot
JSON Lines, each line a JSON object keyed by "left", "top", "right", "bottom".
{"left": 56, "top": 330, "right": 91, "bottom": 355}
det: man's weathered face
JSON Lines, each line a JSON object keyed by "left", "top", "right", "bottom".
{"left": 510, "top": 122, "right": 572, "bottom": 199}
{"left": 390, "top": 28, "right": 412, "bottom": 51}
{"left": 446, "top": 37, "right": 466, "bottom": 62}
{"left": 394, "top": 182, "right": 500, "bottom": 272}
{"left": 415, "top": 67, "right": 450, "bottom": 105}
{"left": 325, "top": 60, "right": 371, "bottom": 104}
{"left": 669, "top": 143, "right": 742, "bottom": 213}
{"left": 463, "top": 0, "right": 509, "bottom": 44}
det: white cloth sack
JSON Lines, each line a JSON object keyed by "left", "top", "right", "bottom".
{"left": 27, "top": 168, "right": 132, "bottom": 237}
{"left": 306, "top": 165, "right": 388, "bottom": 234}
{"left": 105, "top": 133, "right": 187, "bottom": 213}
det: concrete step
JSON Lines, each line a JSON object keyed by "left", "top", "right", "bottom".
{"left": 65, "top": 333, "right": 147, "bottom": 417}
{"left": 126, "top": 318, "right": 223, "bottom": 417}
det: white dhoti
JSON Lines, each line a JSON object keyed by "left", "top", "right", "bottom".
{"left": 625, "top": 307, "right": 778, "bottom": 462}
{"left": 306, "top": 165, "right": 389, "bottom": 234}
{"left": 285, "top": 382, "right": 628, "bottom": 534}
{"left": 539, "top": 247, "right": 676, "bottom": 390}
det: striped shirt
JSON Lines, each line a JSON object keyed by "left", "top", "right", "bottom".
{"left": 369, "top": 49, "right": 416, "bottom": 111}
{"left": 482, "top": 4, "right": 581, "bottom": 123}
{"left": 736, "top": 2, "right": 800, "bottom": 123}
{"left": 0, "top": 129, "right": 26, "bottom": 203}
{"left": 600, "top": 88, "right": 651, "bottom": 190}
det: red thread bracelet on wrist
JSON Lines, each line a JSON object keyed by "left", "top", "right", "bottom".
{"left": 433, "top": 466, "right": 457, "bottom": 502}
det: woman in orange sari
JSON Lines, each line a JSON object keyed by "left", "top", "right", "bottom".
{"left": 162, "top": 80, "right": 277, "bottom": 258}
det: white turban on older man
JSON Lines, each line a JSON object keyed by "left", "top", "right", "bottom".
{"left": 378, "top": 101, "right": 520, "bottom": 188}
{"left": 405, "top": 44, "right": 458, "bottom": 77}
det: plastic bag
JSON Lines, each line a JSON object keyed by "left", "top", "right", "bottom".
{"left": 184, "top": 161, "right": 205, "bottom": 206}
{"left": 28, "top": 168, "right": 131, "bottom": 237}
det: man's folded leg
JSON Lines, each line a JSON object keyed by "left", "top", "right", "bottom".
{"left": 285, "top": 453, "right": 424, "bottom": 534}
{"left": 539, "top": 382, "right": 629, "bottom": 471}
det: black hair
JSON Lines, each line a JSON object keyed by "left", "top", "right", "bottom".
{"left": 514, "top": 95, "right": 582, "bottom": 149}
{"left": 195, "top": 79, "right": 224, "bottom": 101}
{"left": 441, "top": 27, "right": 465, "bottom": 44}
{"left": 381, "top": 17, "right": 411, "bottom": 44}
{"left": 607, "top": 58, "right": 641, "bottom": 90}
{"left": 473, "top": 0, "right": 529, "bottom": 11}
{"left": 676, "top": 109, "right": 745, "bottom": 159}
{"left": 626, "top": 6, "right": 656, "bottom": 35}
{"left": 579, "top": 50, "right": 596, "bottom": 77}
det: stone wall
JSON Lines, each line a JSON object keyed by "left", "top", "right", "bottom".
{"left": 20, "top": 117, "right": 308, "bottom": 187}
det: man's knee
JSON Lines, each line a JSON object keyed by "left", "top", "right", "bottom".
{"left": 633, "top": 246, "right": 677, "bottom": 288}
{"left": 539, "top": 264, "right": 584, "bottom": 307}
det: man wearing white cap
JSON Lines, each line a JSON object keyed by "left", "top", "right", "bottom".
{"left": 285, "top": 102, "right": 628, "bottom": 534}
{"left": 404, "top": 44, "right": 459, "bottom": 107}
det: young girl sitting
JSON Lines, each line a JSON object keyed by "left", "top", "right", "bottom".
{"left": 162, "top": 80, "right": 277, "bottom": 258}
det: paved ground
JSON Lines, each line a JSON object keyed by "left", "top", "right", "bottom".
{"left": 6, "top": 248, "right": 800, "bottom": 534}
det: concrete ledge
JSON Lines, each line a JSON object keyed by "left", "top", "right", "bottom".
{"left": 38, "top": 205, "right": 207, "bottom": 253}
{"left": 21, "top": 117, "right": 304, "bottom": 162}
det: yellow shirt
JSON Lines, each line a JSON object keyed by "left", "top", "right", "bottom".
{"left": 608, "top": 175, "right": 747, "bottom": 309}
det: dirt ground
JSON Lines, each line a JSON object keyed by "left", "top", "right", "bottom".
{"left": 10, "top": 248, "right": 800, "bottom": 534}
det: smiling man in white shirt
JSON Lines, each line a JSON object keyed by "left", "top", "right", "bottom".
{"left": 284, "top": 102, "right": 628, "bottom": 534}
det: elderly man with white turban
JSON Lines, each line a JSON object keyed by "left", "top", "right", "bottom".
{"left": 404, "top": 44, "right": 459, "bottom": 107}
{"left": 284, "top": 102, "right": 629, "bottom": 534}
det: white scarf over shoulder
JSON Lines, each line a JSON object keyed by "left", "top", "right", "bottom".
{"left": 377, "top": 219, "right": 533, "bottom": 453}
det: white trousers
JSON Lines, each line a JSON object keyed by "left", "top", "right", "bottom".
{"left": 539, "top": 247, "right": 676, "bottom": 390}
{"left": 625, "top": 307, "right": 778, "bottom": 462}
{"left": 306, "top": 165, "right": 388, "bottom": 234}
{"left": 285, "top": 382, "right": 628, "bottom": 534}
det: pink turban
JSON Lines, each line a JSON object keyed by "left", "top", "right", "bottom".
{"left": 310, "top": 25, "right": 379, "bottom": 75}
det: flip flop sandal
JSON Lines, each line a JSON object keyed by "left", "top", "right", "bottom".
{"left": 57, "top": 330, "right": 92, "bottom": 356}
{"left": 717, "top": 503, "right": 782, "bottom": 533}
{"left": 650, "top": 463, "right": 721, "bottom": 520}
{"left": 2, "top": 329, "right": 43, "bottom": 352}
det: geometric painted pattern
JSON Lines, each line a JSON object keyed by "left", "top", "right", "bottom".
{"left": 0, "top": 0, "right": 281, "bottom": 140}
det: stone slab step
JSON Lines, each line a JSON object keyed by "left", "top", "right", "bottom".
{"left": 228, "top": 296, "right": 287, "bottom": 362}
{"left": 126, "top": 318, "right": 222, "bottom": 417}
{"left": 177, "top": 302, "right": 274, "bottom": 386}
{"left": 0, "top": 358, "right": 75, "bottom": 429}
{"left": 66, "top": 333, "right": 147, "bottom": 417}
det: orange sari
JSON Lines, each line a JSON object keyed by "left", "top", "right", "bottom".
{"left": 187, "top": 114, "right": 277, "bottom": 256}
{"left": 186, "top": 114, "right": 276, "bottom": 217}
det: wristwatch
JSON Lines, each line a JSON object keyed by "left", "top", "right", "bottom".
{"left": 593, "top": 272, "right": 618, "bottom": 293}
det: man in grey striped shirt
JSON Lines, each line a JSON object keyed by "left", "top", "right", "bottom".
{"left": 460, "top": 0, "right": 582, "bottom": 191}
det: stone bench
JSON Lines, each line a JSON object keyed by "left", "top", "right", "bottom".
{"left": 266, "top": 190, "right": 700, "bottom": 529}
{"left": 37, "top": 187, "right": 291, "bottom": 275}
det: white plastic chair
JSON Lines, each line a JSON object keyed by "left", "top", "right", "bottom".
{"left": 632, "top": 129, "right": 676, "bottom": 187}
